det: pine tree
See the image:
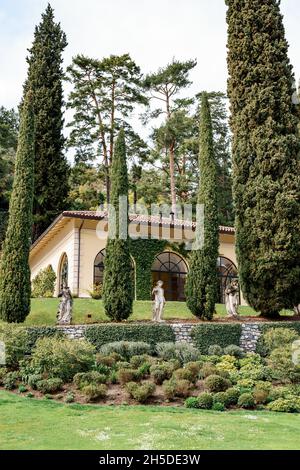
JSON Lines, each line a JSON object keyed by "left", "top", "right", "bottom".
{"left": 185, "top": 93, "right": 219, "bottom": 320}
{"left": 226, "top": 0, "right": 300, "bottom": 317}
{"left": 102, "top": 129, "right": 134, "bottom": 321}
{"left": 25, "top": 4, "right": 69, "bottom": 239}
{"left": 0, "top": 91, "right": 35, "bottom": 323}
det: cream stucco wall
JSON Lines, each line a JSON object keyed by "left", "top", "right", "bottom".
{"left": 29, "top": 216, "right": 247, "bottom": 306}
{"left": 30, "top": 219, "right": 78, "bottom": 296}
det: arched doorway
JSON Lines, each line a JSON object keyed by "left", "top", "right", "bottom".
{"left": 151, "top": 251, "right": 188, "bottom": 302}
{"left": 217, "top": 256, "right": 239, "bottom": 304}
{"left": 59, "top": 253, "right": 68, "bottom": 290}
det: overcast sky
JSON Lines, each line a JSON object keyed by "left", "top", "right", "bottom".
{"left": 0, "top": 0, "right": 300, "bottom": 111}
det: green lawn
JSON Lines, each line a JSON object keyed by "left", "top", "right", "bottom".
{"left": 24, "top": 299, "right": 261, "bottom": 326}
{"left": 0, "top": 391, "right": 299, "bottom": 450}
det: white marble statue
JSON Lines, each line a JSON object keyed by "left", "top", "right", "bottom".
{"left": 225, "top": 280, "right": 239, "bottom": 318}
{"left": 294, "top": 305, "right": 300, "bottom": 317}
{"left": 152, "top": 280, "right": 166, "bottom": 322}
{"left": 57, "top": 285, "right": 73, "bottom": 325}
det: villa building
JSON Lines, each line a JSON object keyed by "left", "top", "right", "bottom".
{"left": 29, "top": 211, "right": 246, "bottom": 305}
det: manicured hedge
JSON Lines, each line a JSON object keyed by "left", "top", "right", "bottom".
{"left": 84, "top": 323, "right": 175, "bottom": 351}
{"left": 256, "top": 322, "right": 300, "bottom": 356}
{"left": 191, "top": 323, "right": 242, "bottom": 354}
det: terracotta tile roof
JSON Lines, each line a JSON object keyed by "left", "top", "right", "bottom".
{"left": 62, "top": 210, "right": 235, "bottom": 233}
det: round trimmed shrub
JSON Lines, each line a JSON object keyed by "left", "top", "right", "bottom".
{"left": 117, "top": 368, "right": 139, "bottom": 385}
{"left": 185, "top": 397, "right": 200, "bottom": 409}
{"left": 156, "top": 342, "right": 200, "bottom": 364}
{"left": 224, "top": 387, "right": 240, "bottom": 406}
{"left": 73, "top": 371, "right": 107, "bottom": 389}
{"left": 208, "top": 345, "right": 223, "bottom": 356}
{"left": 253, "top": 389, "right": 269, "bottom": 405}
{"left": 213, "top": 392, "right": 228, "bottom": 406}
{"left": 185, "top": 361, "right": 202, "bottom": 377}
{"left": 150, "top": 363, "right": 173, "bottom": 385}
{"left": 175, "top": 379, "right": 192, "bottom": 398}
{"left": 200, "top": 363, "right": 218, "bottom": 379}
{"left": 196, "top": 392, "right": 213, "bottom": 410}
{"left": 100, "top": 341, "right": 151, "bottom": 360}
{"left": 238, "top": 393, "right": 255, "bottom": 409}
{"left": 212, "top": 402, "right": 225, "bottom": 412}
{"left": 173, "top": 368, "right": 195, "bottom": 384}
{"left": 223, "top": 345, "right": 245, "bottom": 359}
{"left": 204, "top": 375, "right": 231, "bottom": 392}
{"left": 267, "top": 398, "right": 300, "bottom": 413}
{"left": 82, "top": 384, "right": 107, "bottom": 401}
{"left": 126, "top": 381, "right": 155, "bottom": 403}
{"left": 36, "top": 378, "right": 63, "bottom": 394}
{"left": 65, "top": 392, "right": 75, "bottom": 403}
{"left": 3, "top": 371, "right": 20, "bottom": 390}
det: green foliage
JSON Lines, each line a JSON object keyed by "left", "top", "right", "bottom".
{"left": 212, "top": 402, "right": 225, "bottom": 412}
{"left": 73, "top": 371, "right": 107, "bottom": 389}
{"left": 256, "top": 323, "right": 300, "bottom": 356}
{"left": 26, "top": 326, "right": 65, "bottom": 352}
{"left": 36, "top": 378, "right": 63, "bottom": 394}
{"left": 204, "top": 375, "right": 231, "bottom": 393}
{"left": 65, "top": 392, "right": 75, "bottom": 403}
{"left": 267, "top": 398, "right": 300, "bottom": 413}
{"left": 18, "top": 385, "right": 27, "bottom": 393}
{"left": 25, "top": 4, "right": 69, "bottom": 238}
{"left": 99, "top": 341, "right": 151, "bottom": 360}
{"left": 223, "top": 345, "right": 245, "bottom": 359}
{"left": 150, "top": 363, "right": 174, "bottom": 385}
{"left": 102, "top": 129, "right": 133, "bottom": 321}
{"left": 267, "top": 346, "right": 295, "bottom": 382}
{"left": 173, "top": 367, "right": 196, "bottom": 384}
{"left": 67, "top": 53, "right": 147, "bottom": 197}
{"left": 31, "top": 265, "right": 56, "bottom": 298}
{"left": 200, "top": 363, "right": 218, "bottom": 378}
{"left": 226, "top": 0, "right": 300, "bottom": 316}
{"left": 82, "top": 383, "right": 107, "bottom": 402}
{"left": 117, "top": 368, "right": 139, "bottom": 384}
{"left": 27, "top": 374, "right": 43, "bottom": 390}
{"left": 196, "top": 392, "right": 213, "bottom": 410}
{"left": 0, "top": 92, "right": 35, "bottom": 322}
{"left": 192, "top": 324, "right": 242, "bottom": 354}
{"left": 88, "top": 284, "right": 103, "bottom": 300}
{"left": 126, "top": 381, "right": 155, "bottom": 403}
{"left": 208, "top": 345, "right": 223, "bottom": 356}
{"left": 185, "top": 397, "right": 200, "bottom": 409}
{"left": 30, "top": 337, "right": 95, "bottom": 382}
{"left": 84, "top": 324, "right": 175, "bottom": 351}
{"left": 156, "top": 342, "right": 200, "bottom": 364}
{"left": 237, "top": 393, "right": 255, "bottom": 409}
{"left": 3, "top": 371, "right": 20, "bottom": 390}
{"left": 185, "top": 93, "right": 219, "bottom": 320}
{"left": 262, "top": 328, "right": 299, "bottom": 354}
{"left": 0, "top": 323, "right": 28, "bottom": 369}
{"left": 224, "top": 388, "right": 240, "bottom": 406}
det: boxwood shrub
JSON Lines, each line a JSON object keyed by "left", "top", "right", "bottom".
{"left": 84, "top": 324, "right": 175, "bottom": 351}
{"left": 191, "top": 324, "right": 242, "bottom": 354}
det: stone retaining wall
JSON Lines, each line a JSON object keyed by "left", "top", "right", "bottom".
{"left": 56, "top": 322, "right": 263, "bottom": 352}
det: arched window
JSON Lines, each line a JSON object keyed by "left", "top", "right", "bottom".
{"left": 151, "top": 251, "right": 188, "bottom": 302}
{"left": 94, "top": 249, "right": 106, "bottom": 286}
{"left": 94, "top": 249, "right": 135, "bottom": 292}
{"left": 217, "top": 256, "right": 239, "bottom": 304}
{"left": 59, "top": 253, "right": 68, "bottom": 290}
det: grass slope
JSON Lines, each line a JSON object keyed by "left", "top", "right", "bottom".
{"left": 26, "top": 299, "right": 260, "bottom": 326}
{"left": 0, "top": 391, "right": 299, "bottom": 450}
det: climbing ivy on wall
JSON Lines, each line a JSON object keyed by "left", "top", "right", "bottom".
{"left": 130, "top": 238, "right": 190, "bottom": 300}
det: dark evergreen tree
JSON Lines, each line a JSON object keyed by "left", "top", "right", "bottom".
{"left": 0, "top": 91, "right": 35, "bottom": 323}
{"left": 102, "top": 129, "right": 134, "bottom": 321}
{"left": 185, "top": 93, "right": 219, "bottom": 320}
{"left": 25, "top": 4, "right": 69, "bottom": 239}
{"left": 226, "top": 0, "right": 300, "bottom": 316}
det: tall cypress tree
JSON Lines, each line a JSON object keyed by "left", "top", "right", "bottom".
{"left": 102, "top": 129, "right": 134, "bottom": 321}
{"left": 0, "top": 91, "right": 35, "bottom": 323}
{"left": 25, "top": 4, "right": 69, "bottom": 239}
{"left": 185, "top": 93, "right": 219, "bottom": 320}
{"left": 226, "top": 0, "right": 300, "bottom": 317}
